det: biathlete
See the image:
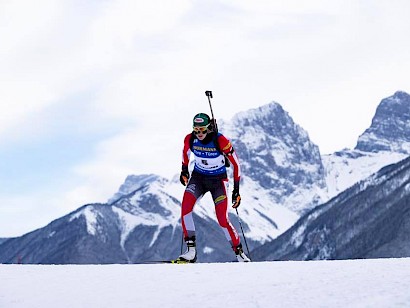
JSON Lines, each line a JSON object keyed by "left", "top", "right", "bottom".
{"left": 177, "top": 113, "right": 250, "bottom": 262}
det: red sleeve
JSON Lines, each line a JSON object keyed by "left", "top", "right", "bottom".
{"left": 217, "top": 134, "right": 241, "bottom": 184}
{"left": 182, "top": 133, "right": 192, "bottom": 167}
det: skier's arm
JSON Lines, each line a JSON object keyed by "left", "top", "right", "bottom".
{"left": 217, "top": 135, "right": 241, "bottom": 185}
{"left": 217, "top": 135, "right": 242, "bottom": 208}
{"left": 180, "top": 134, "right": 192, "bottom": 186}
{"left": 182, "top": 134, "right": 191, "bottom": 167}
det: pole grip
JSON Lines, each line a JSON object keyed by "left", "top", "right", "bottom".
{"left": 205, "top": 91, "right": 215, "bottom": 117}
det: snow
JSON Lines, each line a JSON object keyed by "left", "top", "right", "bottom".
{"left": 271, "top": 146, "right": 289, "bottom": 167}
{"left": 238, "top": 178, "right": 299, "bottom": 243}
{"left": 322, "top": 150, "right": 407, "bottom": 199}
{"left": 69, "top": 206, "right": 100, "bottom": 236}
{"left": 290, "top": 210, "right": 322, "bottom": 248}
{"left": 1, "top": 258, "right": 410, "bottom": 307}
{"left": 112, "top": 206, "right": 165, "bottom": 248}
{"left": 112, "top": 200, "right": 179, "bottom": 249}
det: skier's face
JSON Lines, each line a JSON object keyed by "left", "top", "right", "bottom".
{"left": 193, "top": 126, "right": 208, "bottom": 140}
{"left": 195, "top": 131, "right": 207, "bottom": 140}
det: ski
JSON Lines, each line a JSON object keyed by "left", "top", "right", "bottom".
{"left": 136, "top": 259, "right": 194, "bottom": 264}
{"left": 135, "top": 259, "right": 242, "bottom": 264}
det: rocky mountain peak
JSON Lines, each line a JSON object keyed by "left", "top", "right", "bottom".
{"left": 221, "top": 102, "right": 326, "bottom": 212}
{"left": 108, "top": 174, "right": 163, "bottom": 204}
{"left": 228, "top": 102, "right": 308, "bottom": 142}
{"left": 355, "top": 91, "right": 410, "bottom": 154}
{"left": 392, "top": 90, "right": 410, "bottom": 100}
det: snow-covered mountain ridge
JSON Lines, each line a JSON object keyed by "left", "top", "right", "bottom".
{"left": 104, "top": 91, "right": 410, "bottom": 260}
{"left": 111, "top": 90, "right": 410, "bottom": 220}
{"left": 106, "top": 102, "right": 325, "bottom": 248}
{"left": 253, "top": 154, "right": 410, "bottom": 261}
{"left": 1, "top": 91, "right": 409, "bottom": 264}
{"left": 322, "top": 91, "right": 410, "bottom": 199}
{"left": 322, "top": 149, "right": 407, "bottom": 199}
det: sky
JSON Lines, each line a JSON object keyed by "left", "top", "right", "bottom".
{"left": 1, "top": 0, "right": 410, "bottom": 237}
{"left": 2, "top": 258, "right": 410, "bottom": 307}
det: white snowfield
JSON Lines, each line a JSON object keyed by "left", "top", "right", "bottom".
{"left": 1, "top": 258, "right": 410, "bottom": 308}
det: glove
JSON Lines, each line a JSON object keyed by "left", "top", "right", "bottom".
{"left": 232, "top": 182, "right": 241, "bottom": 208}
{"left": 180, "top": 165, "right": 189, "bottom": 186}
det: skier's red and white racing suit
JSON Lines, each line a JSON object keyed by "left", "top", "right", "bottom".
{"left": 181, "top": 132, "right": 241, "bottom": 248}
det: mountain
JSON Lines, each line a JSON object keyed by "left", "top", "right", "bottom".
{"left": 253, "top": 91, "right": 410, "bottom": 260}
{"left": 322, "top": 91, "right": 410, "bottom": 199}
{"left": 106, "top": 174, "right": 253, "bottom": 262}
{"left": 221, "top": 103, "right": 327, "bottom": 213}
{"left": 0, "top": 175, "right": 245, "bottom": 263}
{"left": 252, "top": 155, "right": 410, "bottom": 261}
{"left": 109, "top": 102, "right": 325, "bottom": 245}
{"left": 0, "top": 203, "right": 126, "bottom": 264}
{"left": 0, "top": 101, "right": 319, "bottom": 264}
{"left": 1, "top": 91, "right": 409, "bottom": 264}
{"left": 356, "top": 91, "right": 410, "bottom": 153}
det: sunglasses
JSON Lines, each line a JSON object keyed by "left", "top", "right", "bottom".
{"left": 193, "top": 126, "right": 209, "bottom": 134}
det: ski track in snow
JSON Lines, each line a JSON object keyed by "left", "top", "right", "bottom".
{"left": 1, "top": 258, "right": 410, "bottom": 308}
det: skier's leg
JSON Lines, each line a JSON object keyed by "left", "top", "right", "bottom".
{"left": 181, "top": 190, "right": 197, "bottom": 239}
{"left": 179, "top": 176, "right": 203, "bottom": 262}
{"left": 212, "top": 179, "right": 240, "bottom": 248}
{"left": 212, "top": 180, "right": 250, "bottom": 262}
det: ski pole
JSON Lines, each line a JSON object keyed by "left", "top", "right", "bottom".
{"left": 205, "top": 90, "right": 215, "bottom": 119}
{"left": 180, "top": 233, "right": 184, "bottom": 255}
{"left": 235, "top": 208, "right": 252, "bottom": 260}
{"left": 205, "top": 90, "right": 218, "bottom": 132}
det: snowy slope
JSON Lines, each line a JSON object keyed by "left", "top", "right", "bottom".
{"left": 253, "top": 155, "right": 410, "bottom": 261}
{"left": 322, "top": 150, "right": 407, "bottom": 199}
{"left": 109, "top": 173, "right": 299, "bottom": 247}
{"left": 1, "top": 258, "right": 410, "bottom": 308}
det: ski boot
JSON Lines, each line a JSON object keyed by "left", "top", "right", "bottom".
{"left": 234, "top": 243, "right": 251, "bottom": 262}
{"left": 177, "top": 236, "right": 197, "bottom": 263}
